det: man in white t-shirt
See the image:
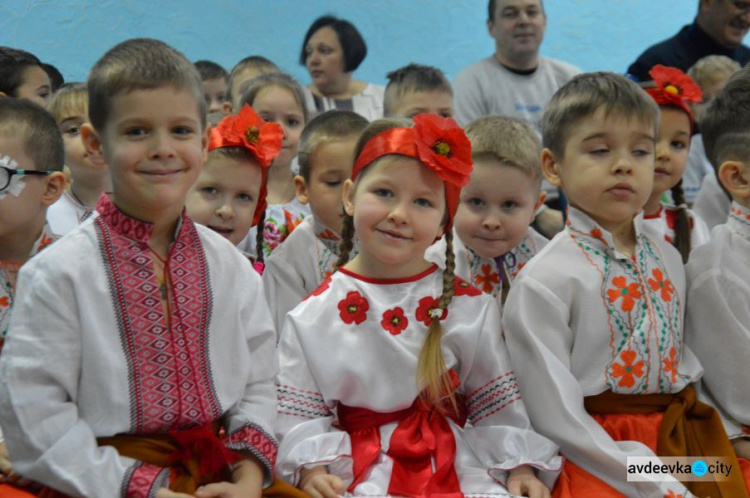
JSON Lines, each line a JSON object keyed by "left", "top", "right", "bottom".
{"left": 453, "top": 0, "right": 580, "bottom": 131}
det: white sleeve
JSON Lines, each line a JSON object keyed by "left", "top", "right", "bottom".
{"left": 275, "top": 314, "right": 349, "bottom": 486}
{"left": 686, "top": 269, "right": 750, "bottom": 428}
{"left": 459, "top": 300, "right": 562, "bottom": 488}
{"left": 223, "top": 270, "right": 279, "bottom": 486}
{"left": 689, "top": 210, "right": 712, "bottom": 247}
{"left": 262, "top": 251, "right": 306, "bottom": 337}
{"left": 502, "top": 277, "right": 689, "bottom": 497}
{"left": 0, "top": 258, "right": 167, "bottom": 497}
{"left": 453, "top": 68, "right": 487, "bottom": 127}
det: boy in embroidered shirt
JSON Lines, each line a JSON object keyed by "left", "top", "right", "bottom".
{"left": 427, "top": 115, "right": 547, "bottom": 309}
{"left": 0, "top": 39, "right": 292, "bottom": 498}
{"left": 46, "top": 83, "right": 112, "bottom": 235}
{"left": 0, "top": 98, "right": 65, "bottom": 495}
{"left": 263, "top": 110, "right": 368, "bottom": 333}
{"left": 503, "top": 72, "right": 749, "bottom": 497}
{"left": 686, "top": 65, "right": 750, "bottom": 463}
{"left": 383, "top": 63, "right": 454, "bottom": 119}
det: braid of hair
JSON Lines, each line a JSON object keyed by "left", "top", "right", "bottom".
{"left": 671, "top": 180, "right": 691, "bottom": 263}
{"left": 335, "top": 212, "right": 355, "bottom": 270}
{"left": 417, "top": 230, "right": 458, "bottom": 415}
{"left": 255, "top": 210, "right": 266, "bottom": 265}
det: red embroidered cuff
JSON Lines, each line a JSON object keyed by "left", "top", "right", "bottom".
{"left": 122, "top": 461, "right": 169, "bottom": 498}
{"left": 225, "top": 423, "right": 278, "bottom": 487}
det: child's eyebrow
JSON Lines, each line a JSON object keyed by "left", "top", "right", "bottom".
{"left": 60, "top": 116, "right": 84, "bottom": 125}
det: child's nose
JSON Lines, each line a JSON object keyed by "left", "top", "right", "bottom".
{"left": 612, "top": 154, "right": 634, "bottom": 175}
{"left": 149, "top": 131, "right": 176, "bottom": 159}
{"left": 482, "top": 210, "right": 503, "bottom": 230}
{"left": 387, "top": 201, "right": 408, "bottom": 224}
{"left": 216, "top": 203, "right": 234, "bottom": 219}
{"left": 655, "top": 141, "right": 670, "bottom": 162}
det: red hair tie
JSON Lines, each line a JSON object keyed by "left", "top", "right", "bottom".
{"left": 645, "top": 65, "right": 703, "bottom": 131}
{"left": 209, "top": 104, "right": 284, "bottom": 226}
{"left": 351, "top": 114, "right": 473, "bottom": 232}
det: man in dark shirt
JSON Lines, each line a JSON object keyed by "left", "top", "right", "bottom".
{"left": 628, "top": 0, "right": 750, "bottom": 81}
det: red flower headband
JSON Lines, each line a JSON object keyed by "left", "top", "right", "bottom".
{"left": 645, "top": 65, "right": 703, "bottom": 128}
{"left": 351, "top": 114, "right": 473, "bottom": 233}
{"left": 209, "top": 104, "right": 283, "bottom": 226}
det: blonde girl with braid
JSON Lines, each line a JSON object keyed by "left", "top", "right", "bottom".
{"left": 275, "top": 114, "right": 561, "bottom": 497}
{"left": 642, "top": 65, "right": 712, "bottom": 262}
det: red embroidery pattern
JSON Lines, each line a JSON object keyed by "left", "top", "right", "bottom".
{"left": 124, "top": 462, "right": 168, "bottom": 498}
{"left": 474, "top": 264, "right": 500, "bottom": 294}
{"left": 225, "top": 424, "right": 279, "bottom": 473}
{"left": 0, "top": 296, "right": 7, "bottom": 306}
{"left": 338, "top": 291, "right": 369, "bottom": 325}
{"left": 454, "top": 277, "right": 482, "bottom": 297}
{"left": 611, "top": 350, "right": 645, "bottom": 389}
{"left": 97, "top": 198, "right": 220, "bottom": 433}
{"left": 648, "top": 269, "right": 674, "bottom": 302}
{"left": 466, "top": 372, "right": 522, "bottom": 424}
{"left": 381, "top": 307, "right": 408, "bottom": 335}
{"left": 277, "top": 384, "right": 331, "bottom": 419}
{"left": 663, "top": 347, "right": 679, "bottom": 383}
{"left": 304, "top": 276, "right": 331, "bottom": 301}
{"left": 665, "top": 490, "right": 684, "bottom": 498}
{"left": 606, "top": 276, "right": 642, "bottom": 312}
{"left": 415, "top": 296, "right": 448, "bottom": 326}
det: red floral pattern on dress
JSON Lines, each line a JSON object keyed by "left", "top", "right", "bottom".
{"left": 474, "top": 264, "right": 500, "bottom": 294}
{"left": 648, "top": 269, "right": 674, "bottom": 302}
{"left": 611, "top": 350, "right": 645, "bottom": 388}
{"left": 606, "top": 276, "right": 642, "bottom": 312}
{"left": 338, "top": 291, "right": 369, "bottom": 325}
{"left": 454, "top": 278, "right": 481, "bottom": 297}
{"left": 663, "top": 347, "right": 679, "bottom": 383}
{"left": 415, "top": 296, "right": 448, "bottom": 326}
{"left": 305, "top": 276, "right": 331, "bottom": 301}
{"left": 381, "top": 307, "right": 408, "bottom": 335}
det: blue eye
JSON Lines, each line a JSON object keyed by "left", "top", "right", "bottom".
{"left": 415, "top": 198, "right": 433, "bottom": 208}
{"left": 237, "top": 193, "right": 254, "bottom": 202}
{"left": 201, "top": 186, "right": 218, "bottom": 196}
{"left": 502, "top": 201, "right": 518, "bottom": 210}
{"left": 125, "top": 127, "right": 147, "bottom": 137}
{"left": 374, "top": 188, "right": 393, "bottom": 198}
{"left": 466, "top": 198, "right": 485, "bottom": 207}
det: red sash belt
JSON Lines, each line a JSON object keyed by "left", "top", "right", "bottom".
{"left": 337, "top": 372, "right": 466, "bottom": 497}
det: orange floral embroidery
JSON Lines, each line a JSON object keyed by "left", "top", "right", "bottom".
{"left": 589, "top": 227, "right": 603, "bottom": 239}
{"left": 606, "top": 276, "right": 642, "bottom": 312}
{"left": 475, "top": 264, "right": 500, "bottom": 294}
{"left": 648, "top": 268, "right": 674, "bottom": 302}
{"left": 38, "top": 233, "right": 54, "bottom": 251}
{"left": 665, "top": 490, "right": 683, "bottom": 498}
{"left": 663, "top": 347, "right": 679, "bottom": 383}
{"left": 0, "top": 296, "right": 8, "bottom": 307}
{"left": 611, "top": 350, "right": 645, "bottom": 388}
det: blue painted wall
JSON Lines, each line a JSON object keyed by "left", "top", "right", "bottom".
{"left": 0, "top": 1, "right": 737, "bottom": 86}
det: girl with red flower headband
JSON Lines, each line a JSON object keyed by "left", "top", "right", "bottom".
{"left": 642, "top": 65, "right": 712, "bottom": 262}
{"left": 186, "top": 104, "right": 282, "bottom": 272}
{"left": 275, "top": 114, "right": 561, "bottom": 497}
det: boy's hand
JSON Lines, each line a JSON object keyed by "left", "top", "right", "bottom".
{"left": 154, "top": 489, "right": 194, "bottom": 498}
{"left": 733, "top": 438, "right": 750, "bottom": 460}
{"left": 507, "top": 465, "right": 550, "bottom": 498}
{"left": 300, "top": 466, "right": 345, "bottom": 498}
{"left": 195, "top": 481, "right": 259, "bottom": 498}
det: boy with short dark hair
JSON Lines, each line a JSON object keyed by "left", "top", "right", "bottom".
{"left": 383, "top": 63, "right": 453, "bottom": 118}
{"left": 195, "top": 59, "right": 229, "bottom": 113}
{"left": 0, "top": 38, "right": 289, "bottom": 497}
{"left": 0, "top": 46, "right": 51, "bottom": 106}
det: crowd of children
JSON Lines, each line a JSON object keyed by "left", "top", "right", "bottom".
{"left": 0, "top": 13, "right": 748, "bottom": 498}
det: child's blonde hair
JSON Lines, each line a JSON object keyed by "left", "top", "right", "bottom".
{"left": 542, "top": 72, "right": 659, "bottom": 158}
{"left": 47, "top": 83, "right": 88, "bottom": 124}
{"left": 465, "top": 115, "right": 542, "bottom": 188}
{"left": 240, "top": 72, "right": 309, "bottom": 125}
{"left": 297, "top": 110, "right": 368, "bottom": 181}
{"left": 336, "top": 119, "right": 459, "bottom": 413}
{"left": 88, "top": 38, "right": 206, "bottom": 132}
{"left": 384, "top": 63, "right": 452, "bottom": 117}
{"left": 688, "top": 55, "right": 741, "bottom": 96}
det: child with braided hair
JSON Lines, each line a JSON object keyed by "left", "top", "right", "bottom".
{"left": 642, "top": 65, "right": 711, "bottom": 262}
{"left": 275, "top": 114, "right": 561, "bottom": 497}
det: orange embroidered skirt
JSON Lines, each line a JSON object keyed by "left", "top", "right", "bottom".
{"left": 552, "top": 386, "right": 750, "bottom": 498}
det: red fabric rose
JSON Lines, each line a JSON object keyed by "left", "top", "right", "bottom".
{"left": 381, "top": 307, "right": 408, "bottom": 335}
{"left": 338, "top": 291, "right": 369, "bottom": 325}
{"left": 415, "top": 296, "right": 448, "bottom": 327}
{"left": 412, "top": 114, "right": 473, "bottom": 189}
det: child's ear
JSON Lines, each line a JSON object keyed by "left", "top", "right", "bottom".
{"left": 201, "top": 127, "right": 210, "bottom": 164}
{"left": 541, "top": 148, "right": 563, "bottom": 187}
{"left": 342, "top": 179, "right": 356, "bottom": 216}
{"left": 294, "top": 175, "right": 309, "bottom": 204}
{"left": 81, "top": 124, "right": 107, "bottom": 168}
{"left": 718, "top": 160, "right": 750, "bottom": 199}
{"left": 41, "top": 172, "right": 66, "bottom": 207}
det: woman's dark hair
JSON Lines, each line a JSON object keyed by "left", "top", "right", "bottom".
{"left": 299, "top": 15, "right": 367, "bottom": 73}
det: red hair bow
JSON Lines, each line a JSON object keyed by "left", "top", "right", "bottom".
{"left": 208, "top": 104, "right": 284, "bottom": 226}
{"left": 351, "top": 114, "right": 473, "bottom": 232}
{"left": 646, "top": 65, "right": 703, "bottom": 127}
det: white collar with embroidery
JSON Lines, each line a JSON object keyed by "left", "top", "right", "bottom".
{"left": 728, "top": 201, "right": 750, "bottom": 242}
{"left": 566, "top": 206, "right": 647, "bottom": 258}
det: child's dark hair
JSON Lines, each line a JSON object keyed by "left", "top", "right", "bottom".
{"left": 42, "top": 63, "right": 64, "bottom": 92}
{"left": 384, "top": 63, "right": 453, "bottom": 117}
{"left": 0, "top": 98, "right": 65, "bottom": 172}
{"left": 297, "top": 110, "right": 368, "bottom": 180}
{"left": 0, "top": 46, "right": 44, "bottom": 97}
{"left": 194, "top": 60, "right": 228, "bottom": 82}
{"left": 300, "top": 16, "right": 367, "bottom": 72}
{"left": 670, "top": 180, "right": 691, "bottom": 263}
{"left": 87, "top": 38, "right": 206, "bottom": 133}
{"left": 337, "top": 119, "right": 458, "bottom": 413}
